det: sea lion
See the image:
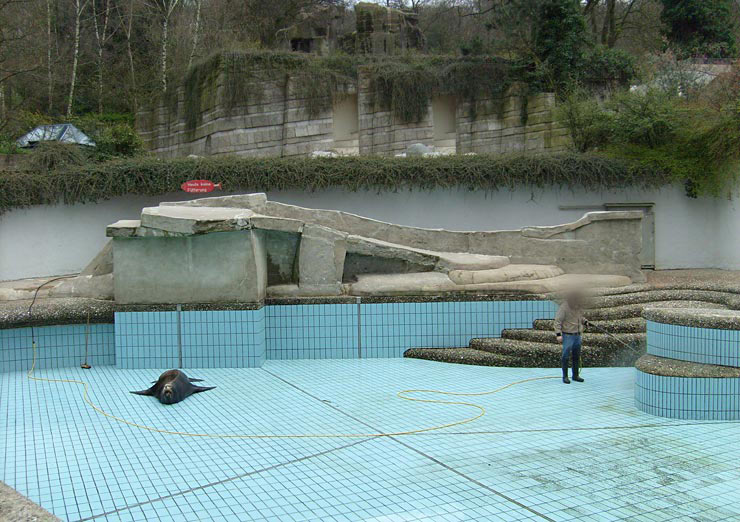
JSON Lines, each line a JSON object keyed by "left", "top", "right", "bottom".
{"left": 130, "top": 369, "right": 215, "bottom": 404}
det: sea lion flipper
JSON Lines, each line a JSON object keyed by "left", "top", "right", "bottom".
{"left": 130, "top": 388, "right": 155, "bottom": 396}
{"left": 188, "top": 378, "right": 204, "bottom": 382}
{"left": 191, "top": 385, "right": 216, "bottom": 393}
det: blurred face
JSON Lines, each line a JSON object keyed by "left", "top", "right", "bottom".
{"left": 567, "top": 293, "right": 582, "bottom": 308}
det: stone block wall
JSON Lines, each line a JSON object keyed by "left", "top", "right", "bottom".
{"left": 137, "top": 69, "right": 570, "bottom": 158}
{"left": 137, "top": 70, "right": 339, "bottom": 159}
{"left": 357, "top": 70, "right": 434, "bottom": 156}
{"left": 456, "top": 86, "right": 570, "bottom": 154}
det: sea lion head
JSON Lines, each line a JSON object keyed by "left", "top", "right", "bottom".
{"left": 161, "top": 383, "right": 177, "bottom": 404}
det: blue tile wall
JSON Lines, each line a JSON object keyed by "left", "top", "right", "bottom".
{"left": 266, "top": 304, "right": 358, "bottom": 360}
{"left": 181, "top": 309, "right": 265, "bottom": 368}
{"left": 115, "top": 311, "right": 179, "bottom": 369}
{"left": 115, "top": 310, "right": 265, "bottom": 369}
{"left": 361, "top": 300, "right": 557, "bottom": 358}
{"left": 635, "top": 369, "right": 740, "bottom": 420}
{"left": 1, "top": 324, "right": 114, "bottom": 373}
{"left": 2, "top": 300, "right": 556, "bottom": 372}
{"left": 647, "top": 320, "right": 740, "bottom": 367}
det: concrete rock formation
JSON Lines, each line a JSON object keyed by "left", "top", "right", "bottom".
{"left": 86, "top": 193, "right": 643, "bottom": 305}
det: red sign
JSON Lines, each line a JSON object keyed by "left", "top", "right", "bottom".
{"left": 181, "top": 180, "right": 222, "bottom": 193}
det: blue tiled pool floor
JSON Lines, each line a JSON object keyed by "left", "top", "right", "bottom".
{"left": 2, "top": 359, "right": 740, "bottom": 521}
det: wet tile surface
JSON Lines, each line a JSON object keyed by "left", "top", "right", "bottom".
{"left": 2, "top": 360, "right": 740, "bottom": 521}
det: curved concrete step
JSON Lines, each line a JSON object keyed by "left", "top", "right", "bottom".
{"left": 533, "top": 317, "right": 646, "bottom": 333}
{"left": 584, "top": 300, "right": 729, "bottom": 321}
{"left": 404, "top": 347, "right": 523, "bottom": 367}
{"left": 498, "top": 329, "right": 645, "bottom": 350}
{"left": 469, "top": 338, "right": 638, "bottom": 367}
{"left": 586, "top": 290, "right": 737, "bottom": 309}
{"left": 448, "top": 264, "right": 563, "bottom": 285}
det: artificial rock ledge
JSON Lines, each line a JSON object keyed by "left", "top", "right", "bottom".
{"left": 99, "top": 193, "right": 641, "bottom": 305}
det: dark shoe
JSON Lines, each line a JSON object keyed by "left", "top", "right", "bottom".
{"left": 572, "top": 376, "right": 584, "bottom": 383}
{"left": 562, "top": 377, "right": 571, "bottom": 384}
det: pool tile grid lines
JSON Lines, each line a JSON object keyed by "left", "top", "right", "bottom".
{"left": 646, "top": 320, "right": 740, "bottom": 367}
{"left": 3, "top": 300, "right": 557, "bottom": 372}
{"left": 1, "top": 323, "right": 115, "bottom": 373}
{"left": 4, "top": 358, "right": 740, "bottom": 521}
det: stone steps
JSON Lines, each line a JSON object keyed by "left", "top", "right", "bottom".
{"left": 585, "top": 290, "right": 737, "bottom": 309}
{"left": 406, "top": 338, "right": 638, "bottom": 368}
{"left": 404, "top": 289, "right": 736, "bottom": 369}
{"left": 582, "top": 300, "right": 728, "bottom": 321}
{"left": 498, "top": 329, "right": 645, "bottom": 350}
{"left": 532, "top": 317, "right": 646, "bottom": 333}
{"left": 403, "top": 347, "right": 523, "bottom": 367}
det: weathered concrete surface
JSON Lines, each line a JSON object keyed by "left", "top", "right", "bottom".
{"left": 161, "top": 193, "right": 268, "bottom": 212}
{"left": 0, "top": 297, "right": 115, "bottom": 329}
{"left": 642, "top": 307, "right": 740, "bottom": 330}
{"left": 80, "top": 240, "right": 113, "bottom": 276}
{"left": 434, "top": 252, "right": 509, "bottom": 271}
{"left": 97, "top": 194, "right": 643, "bottom": 302}
{"left": 636, "top": 354, "right": 740, "bottom": 378}
{"left": 139, "top": 206, "right": 255, "bottom": 235}
{"left": 347, "top": 271, "right": 631, "bottom": 296}
{"left": 448, "top": 264, "right": 563, "bottom": 285}
{"left": 112, "top": 230, "right": 266, "bottom": 304}
{"left": 298, "top": 224, "right": 347, "bottom": 295}
{"left": 345, "top": 235, "right": 510, "bottom": 273}
{"left": 106, "top": 219, "right": 140, "bottom": 237}
{"left": 0, "top": 481, "right": 60, "bottom": 522}
{"left": 49, "top": 274, "right": 113, "bottom": 300}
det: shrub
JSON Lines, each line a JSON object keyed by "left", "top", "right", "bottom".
{"left": 556, "top": 89, "right": 614, "bottom": 152}
{"left": 0, "top": 153, "right": 672, "bottom": 215}
{"left": 609, "top": 89, "right": 679, "bottom": 148}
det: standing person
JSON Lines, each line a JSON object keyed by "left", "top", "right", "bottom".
{"left": 554, "top": 292, "right": 589, "bottom": 384}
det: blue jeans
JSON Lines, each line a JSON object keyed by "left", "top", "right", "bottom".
{"left": 561, "top": 333, "right": 581, "bottom": 377}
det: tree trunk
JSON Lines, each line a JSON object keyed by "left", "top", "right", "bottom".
{"left": 161, "top": 16, "right": 169, "bottom": 92}
{"left": 126, "top": 35, "right": 137, "bottom": 112}
{"left": 187, "top": 0, "right": 202, "bottom": 70}
{"left": 66, "top": 0, "right": 82, "bottom": 118}
{"left": 601, "top": 0, "right": 616, "bottom": 47}
{"left": 0, "top": 85, "right": 5, "bottom": 123}
{"left": 121, "top": 0, "right": 137, "bottom": 113}
{"left": 47, "top": 0, "right": 53, "bottom": 113}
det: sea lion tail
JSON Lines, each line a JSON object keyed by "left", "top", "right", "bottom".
{"left": 191, "top": 386, "right": 216, "bottom": 393}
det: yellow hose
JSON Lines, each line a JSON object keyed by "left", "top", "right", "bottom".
{"left": 27, "top": 340, "right": 557, "bottom": 439}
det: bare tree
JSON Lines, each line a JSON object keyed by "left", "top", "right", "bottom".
{"left": 187, "top": 0, "right": 203, "bottom": 70}
{"left": 0, "top": 0, "right": 40, "bottom": 127}
{"left": 583, "top": 0, "right": 642, "bottom": 48}
{"left": 118, "top": 0, "right": 138, "bottom": 111}
{"left": 46, "top": 0, "right": 54, "bottom": 113}
{"left": 67, "top": 0, "right": 91, "bottom": 117}
{"left": 144, "top": 0, "right": 182, "bottom": 93}
{"left": 92, "top": 0, "right": 119, "bottom": 113}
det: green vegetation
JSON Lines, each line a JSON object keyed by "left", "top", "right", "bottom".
{"left": 0, "top": 112, "right": 142, "bottom": 159}
{"left": 0, "top": 153, "right": 671, "bottom": 215}
{"left": 169, "top": 48, "right": 635, "bottom": 130}
{"left": 660, "top": 0, "right": 737, "bottom": 59}
{"left": 557, "top": 82, "right": 740, "bottom": 196}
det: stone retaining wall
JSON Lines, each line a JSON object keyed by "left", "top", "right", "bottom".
{"left": 136, "top": 67, "right": 570, "bottom": 158}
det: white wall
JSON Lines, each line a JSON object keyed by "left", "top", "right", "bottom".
{"left": 0, "top": 184, "right": 733, "bottom": 281}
